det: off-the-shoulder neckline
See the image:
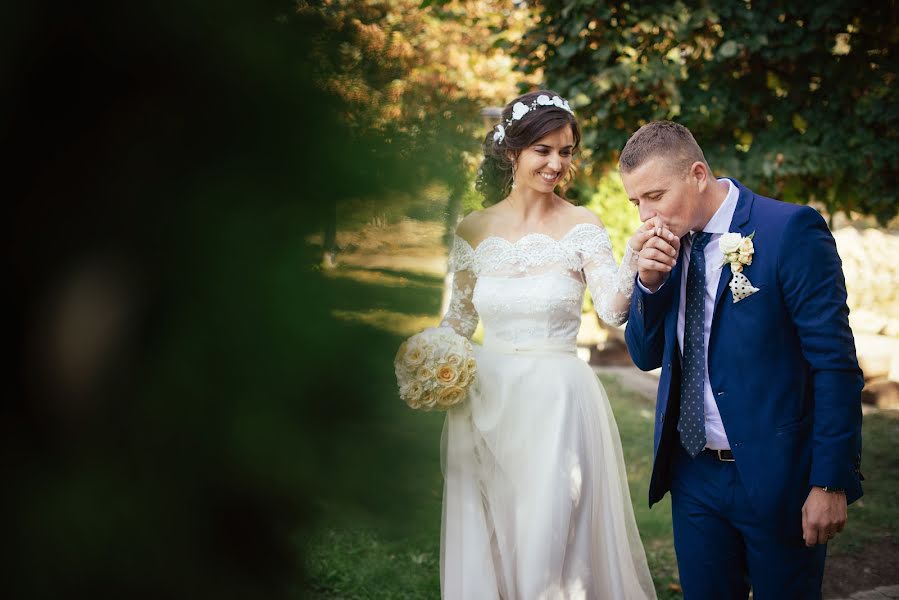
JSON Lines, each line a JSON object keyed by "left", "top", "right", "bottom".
{"left": 456, "top": 221, "right": 605, "bottom": 254}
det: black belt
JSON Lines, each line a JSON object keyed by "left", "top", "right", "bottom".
{"left": 702, "top": 448, "right": 735, "bottom": 462}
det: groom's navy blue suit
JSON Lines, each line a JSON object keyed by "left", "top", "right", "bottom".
{"left": 626, "top": 179, "right": 863, "bottom": 598}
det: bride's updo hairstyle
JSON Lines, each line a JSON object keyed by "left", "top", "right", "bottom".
{"left": 475, "top": 90, "right": 581, "bottom": 206}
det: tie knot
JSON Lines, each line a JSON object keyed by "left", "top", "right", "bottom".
{"left": 691, "top": 231, "right": 712, "bottom": 253}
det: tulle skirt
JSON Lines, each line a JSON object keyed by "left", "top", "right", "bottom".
{"left": 440, "top": 340, "right": 656, "bottom": 599}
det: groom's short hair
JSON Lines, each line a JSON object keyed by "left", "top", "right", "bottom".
{"left": 618, "top": 121, "right": 709, "bottom": 175}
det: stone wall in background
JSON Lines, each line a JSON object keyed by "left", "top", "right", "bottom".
{"left": 835, "top": 227, "right": 899, "bottom": 338}
{"left": 833, "top": 226, "right": 899, "bottom": 407}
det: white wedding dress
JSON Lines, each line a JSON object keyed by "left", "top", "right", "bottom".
{"left": 438, "top": 222, "right": 656, "bottom": 600}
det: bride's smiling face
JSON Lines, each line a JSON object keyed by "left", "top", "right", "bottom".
{"left": 513, "top": 126, "right": 575, "bottom": 194}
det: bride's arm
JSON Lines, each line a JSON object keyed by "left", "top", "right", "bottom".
{"left": 575, "top": 211, "right": 642, "bottom": 327}
{"left": 583, "top": 233, "right": 639, "bottom": 327}
{"left": 439, "top": 234, "right": 479, "bottom": 339}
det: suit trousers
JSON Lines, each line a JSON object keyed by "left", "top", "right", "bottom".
{"left": 670, "top": 444, "right": 827, "bottom": 599}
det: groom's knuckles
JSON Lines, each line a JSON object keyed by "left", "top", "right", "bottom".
{"left": 649, "top": 237, "right": 677, "bottom": 257}
{"left": 642, "top": 247, "right": 675, "bottom": 266}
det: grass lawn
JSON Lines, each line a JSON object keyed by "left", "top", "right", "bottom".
{"left": 301, "top": 231, "right": 898, "bottom": 599}
{"left": 303, "top": 368, "right": 681, "bottom": 599}
{"left": 301, "top": 254, "right": 682, "bottom": 598}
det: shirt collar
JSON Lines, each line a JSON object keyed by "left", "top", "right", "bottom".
{"left": 691, "top": 178, "right": 739, "bottom": 238}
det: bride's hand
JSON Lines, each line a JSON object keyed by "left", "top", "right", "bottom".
{"left": 628, "top": 216, "right": 676, "bottom": 252}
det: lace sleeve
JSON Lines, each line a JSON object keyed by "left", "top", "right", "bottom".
{"left": 439, "top": 235, "right": 479, "bottom": 339}
{"left": 578, "top": 226, "right": 639, "bottom": 327}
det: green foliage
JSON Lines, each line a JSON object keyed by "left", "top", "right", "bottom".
{"left": 300, "top": 0, "right": 532, "bottom": 191}
{"left": 519, "top": 0, "right": 899, "bottom": 223}
{"left": 584, "top": 170, "right": 643, "bottom": 262}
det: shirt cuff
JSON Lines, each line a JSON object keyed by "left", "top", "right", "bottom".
{"left": 637, "top": 278, "right": 666, "bottom": 294}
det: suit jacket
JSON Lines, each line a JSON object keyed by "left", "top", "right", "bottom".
{"left": 625, "top": 178, "right": 864, "bottom": 534}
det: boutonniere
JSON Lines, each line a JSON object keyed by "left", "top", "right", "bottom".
{"left": 719, "top": 232, "right": 759, "bottom": 303}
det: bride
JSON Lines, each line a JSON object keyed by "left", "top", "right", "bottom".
{"left": 437, "top": 90, "right": 658, "bottom": 599}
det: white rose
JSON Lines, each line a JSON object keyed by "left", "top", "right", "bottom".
{"left": 536, "top": 94, "right": 552, "bottom": 106}
{"left": 435, "top": 363, "right": 460, "bottom": 386}
{"left": 436, "top": 386, "right": 466, "bottom": 409}
{"left": 402, "top": 343, "right": 427, "bottom": 368}
{"left": 404, "top": 380, "right": 423, "bottom": 401}
{"left": 739, "top": 237, "right": 754, "bottom": 255}
{"left": 416, "top": 364, "right": 435, "bottom": 382}
{"left": 719, "top": 232, "right": 743, "bottom": 255}
{"left": 445, "top": 353, "right": 464, "bottom": 367}
{"left": 457, "top": 369, "right": 470, "bottom": 388}
{"left": 420, "top": 390, "right": 437, "bottom": 409}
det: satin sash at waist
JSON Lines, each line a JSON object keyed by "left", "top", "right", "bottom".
{"left": 481, "top": 337, "right": 577, "bottom": 356}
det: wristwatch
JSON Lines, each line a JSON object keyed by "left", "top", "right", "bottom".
{"left": 820, "top": 486, "right": 845, "bottom": 494}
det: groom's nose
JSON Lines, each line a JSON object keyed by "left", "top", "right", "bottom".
{"left": 639, "top": 206, "right": 655, "bottom": 223}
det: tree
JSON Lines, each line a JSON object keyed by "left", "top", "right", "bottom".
{"left": 299, "top": 0, "right": 533, "bottom": 195}
{"left": 517, "top": 0, "right": 899, "bottom": 223}
{"left": 298, "top": 0, "right": 536, "bottom": 271}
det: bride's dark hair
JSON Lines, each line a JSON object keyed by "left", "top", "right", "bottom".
{"left": 475, "top": 90, "right": 581, "bottom": 206}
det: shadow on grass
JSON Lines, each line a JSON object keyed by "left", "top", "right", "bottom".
{"left": 321, "top": 268, "right": 443, "bottom": 316}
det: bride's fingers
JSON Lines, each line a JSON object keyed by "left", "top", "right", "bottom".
{"left": 633, "top": 222, "right": 677, "bottom": 250}
{"left": 639, "top": 216, "right": 665, "bottom": 234}
{"left": 640, "top": 218, "right": 677, "bottom": 242}
{"left": 631, "top": 228, "right": 658, "bottom": 249}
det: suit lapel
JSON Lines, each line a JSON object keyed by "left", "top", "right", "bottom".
{"left": 712, "top": 179, "right": 755, "bottom": 315}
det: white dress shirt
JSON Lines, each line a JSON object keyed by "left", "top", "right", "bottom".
{"left": 639, "top": 178, "right": 739, "bottom": 450}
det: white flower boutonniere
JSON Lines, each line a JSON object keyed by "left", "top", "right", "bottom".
{"left": 719, "top": 231, "right": 760, "bottom": 303}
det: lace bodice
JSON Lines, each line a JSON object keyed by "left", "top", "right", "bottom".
{"left": 439, "top": 222, "right": 639, "bottom": 347}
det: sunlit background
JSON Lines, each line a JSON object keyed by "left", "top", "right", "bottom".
{"left": 7, "top": 1, "right": 897, "bottom": 598}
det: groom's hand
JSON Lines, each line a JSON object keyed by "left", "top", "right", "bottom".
{"left": 802, "top": 487, "right": 848, "bottom": 546}
{"left": 637, "top": 217, "right": 679, "bottom": 292}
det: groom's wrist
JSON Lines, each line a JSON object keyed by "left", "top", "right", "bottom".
{"left": 637, "top": 276, "right": 667, "bottom": 294}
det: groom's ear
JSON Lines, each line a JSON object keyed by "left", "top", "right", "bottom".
{"left": 689, "top": 161, "right": 710, "bottom": 192}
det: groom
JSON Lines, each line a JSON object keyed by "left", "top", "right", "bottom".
{"left": 621, "top": 121, "right": 863, "bottom": 599}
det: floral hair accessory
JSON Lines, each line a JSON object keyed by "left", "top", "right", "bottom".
{"left": 493, "top": 94, "right": 574, "bottom": 144}
{"left": 493, "top": 124, "right": 505, "bottom": 144}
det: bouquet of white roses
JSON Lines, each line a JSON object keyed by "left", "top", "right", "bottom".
{"left": 394, "top": 327, "right": 477, "bottom": 411}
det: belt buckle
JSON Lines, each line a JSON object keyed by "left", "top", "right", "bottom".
{"left": 717, "top": 449, "right": 735, "bottom": 462}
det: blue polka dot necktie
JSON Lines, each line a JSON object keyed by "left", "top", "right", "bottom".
{"left": 679, "top": 231, "right": 712, "bottom": 458}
